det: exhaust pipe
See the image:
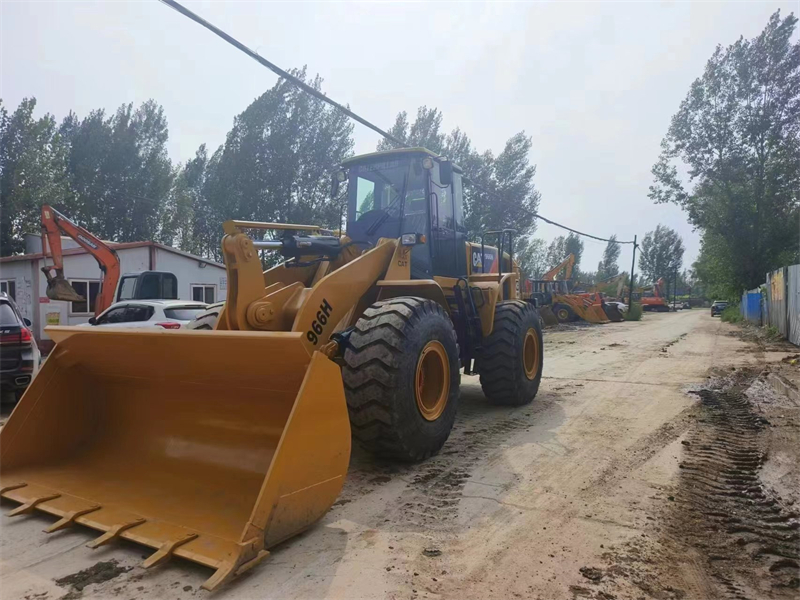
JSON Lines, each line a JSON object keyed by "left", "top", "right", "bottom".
{"left": 14, "top": 376, "right": 30, "bottom": 386}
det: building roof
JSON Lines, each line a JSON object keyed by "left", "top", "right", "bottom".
{"left": 0, "top": 240, "right": 225, "bottom": 268}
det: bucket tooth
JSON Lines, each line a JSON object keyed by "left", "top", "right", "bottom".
{"left": 44, "top": 505, "right": 101, "bottom": 533}
{"left": 86, "top": 518, "right": 146, "bottom": 549}
{"left": 141, "top": 532, "right": 199, "bottom": 569}
{"left": 0, "top": 482, "right": 27, "bottom": 496}
{"left": 202, "top": 549, "right": 270, "bottom": 592}
{"left": 7, "top": 493, "right": 60, "bottom": 517}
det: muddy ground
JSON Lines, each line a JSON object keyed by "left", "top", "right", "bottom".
{"left": 1, "top": 310, "right": 798, "bottom": 600}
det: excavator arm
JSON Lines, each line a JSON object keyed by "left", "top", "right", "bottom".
{"left": 542, "top": 254, "right": 575, "bottom": 282}
{"left": 41, "top": 205, "right": 121, "bottom": 316}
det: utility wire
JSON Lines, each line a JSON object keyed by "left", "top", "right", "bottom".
{"left": 158, "top": 0, "right": 635, "bottom": 247}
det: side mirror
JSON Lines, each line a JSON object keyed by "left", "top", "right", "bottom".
{"left": 331, "top": 176, "right": 339, "bottom": 198}
{"left": 88, "top": 317, "right": 97, "bottom": 325}
{"left": 22, "top": 317, "right": 32, "bottom": 327}
{"left": 440, "top": 161, "right": 453, "bottom": 187}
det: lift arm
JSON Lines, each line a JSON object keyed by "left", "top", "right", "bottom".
{"left": 542, "top": 254, "right": 575, "bottom": 282}
{"left": 41, "top": 205, "right": 121, "bottom": 316}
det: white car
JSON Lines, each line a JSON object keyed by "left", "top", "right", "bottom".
{"left": 83, "top": 300, "right": 209, "bottom": 329}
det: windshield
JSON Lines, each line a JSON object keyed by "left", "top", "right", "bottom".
{"left": 347, "top": 158, "right": 426, "bottom": 222}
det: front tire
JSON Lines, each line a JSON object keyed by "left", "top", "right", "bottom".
{"left": 478, "top": 301, "right": 543, "bottom": 406}
{"left": 343, "top": 297, "right": 460, "bottom": 462}
{"left": 553, "top": 303, "right": 575, "bottom": 323}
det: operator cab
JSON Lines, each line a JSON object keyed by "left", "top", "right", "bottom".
{"left": 335, "top": 148, "right": 467, "bottom": 279}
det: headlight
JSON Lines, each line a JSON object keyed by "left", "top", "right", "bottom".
{"left": 401, "top": 233, "right": 417, "bottom": 246}
{"left": 336, "top": 170, "right": 347, "bottom": 182}
{"left": 422, "top": 157, "right": 434, "bottom": 170}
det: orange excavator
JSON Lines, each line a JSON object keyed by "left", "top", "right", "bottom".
{"left": 41, "top": 205, "right": 121, "bottom": 316}
{"left": 41, "top": 205, "right": 178, "bottom": 316}
{"left": 640, "top": 277, "right": 669, "bottom": 312}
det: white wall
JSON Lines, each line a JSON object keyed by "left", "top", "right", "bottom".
{"left": 154, "top": 248, "right": 227, "bottom": 304}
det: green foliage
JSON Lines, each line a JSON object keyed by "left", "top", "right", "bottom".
{"left": 545, "top": 232, "right": 584, "bottom": 271}
{"left": 650, "top": 10, "right": 800, "bottom": 292}
{"left": 516, "top": 237, "right": 548, "bottom": 280}
{"left": 624, "top": 303, "right": 643, "bottom": 321}
{"left": 720, "top": 305, "right": 743, "bottom": 323}
{"left": 638, "top": 225, "right": 685, "bottom": 284}
{"left": 764, "top": 324, "right": 781, "bottom": 339}
{"left": 596, "top": 235, "right": 620, "bottom": 281}
{"left": 0, "top": 98, "right": 70, "bottom": 254}
{"left": 1, "top": 68, "right": 355, "bottom": 260}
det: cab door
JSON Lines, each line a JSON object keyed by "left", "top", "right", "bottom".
{"left": 430, "top": 163, "right": 459, "bottom": 277}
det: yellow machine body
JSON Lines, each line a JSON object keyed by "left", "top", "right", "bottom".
{"left": 0, "top": 222, "right": 515, "bottom": 588}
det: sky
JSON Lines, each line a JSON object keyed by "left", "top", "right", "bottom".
{"left": 2, "top": 0, "right": 797, "bottom": 274}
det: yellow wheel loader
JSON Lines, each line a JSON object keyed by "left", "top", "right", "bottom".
{"left": 0, "top": 148, "right": 544, "bottom": 589}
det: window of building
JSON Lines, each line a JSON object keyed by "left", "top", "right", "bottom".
{"left": 0, "top": 279, "right": 16, "bottom": 301}
{"left": 191, "top": 284, "right": 215, "bottom": 304}
{"left": 70, "top": 280, "right": 102, "bottom": 314}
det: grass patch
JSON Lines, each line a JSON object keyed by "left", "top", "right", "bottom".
{"left": 765, "top": 324, "right": 781, "bottom": 340}
{"left": 720, "top": 305, "right": 743, "bottom": 323}
{"left": 624, "top": 303, "right": 643, "bottom": 321}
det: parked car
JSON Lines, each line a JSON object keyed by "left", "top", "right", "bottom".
{"left": 711, "top": 300, "right": 728, "bottom": 317}
{"left": 0, "top": 292, "right": 41, "bottom": 401}
{"left": 81, "top": 300, "right": 209, "bottom": 329}
{"left": 682, "top": 302, "right": 692, "bottom": 309}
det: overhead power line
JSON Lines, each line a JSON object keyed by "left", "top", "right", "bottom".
{"left": 158, "top": 0, "right": 636, "bottom": 247}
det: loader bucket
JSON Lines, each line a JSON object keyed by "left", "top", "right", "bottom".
{"left": 0, "top": 326, "right": 350, "bottom": 590}
{"left": 45, "top": 274, "right": 85, "bottom": 302}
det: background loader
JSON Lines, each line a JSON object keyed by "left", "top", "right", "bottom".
{"left": 1, "top": 148, "right": 544, "bottom": 589}
{"left": 526, "top": 254, "right": 612, "bottom": 324}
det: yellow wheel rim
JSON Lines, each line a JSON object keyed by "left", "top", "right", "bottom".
{"left": 415, "top": 341, "right": 450, "bottom": 421}
{"left": 523, "top": 328, "right": 540, "bottom": 380}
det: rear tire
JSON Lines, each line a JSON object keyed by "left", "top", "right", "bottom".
{"left": 553, "top": 303, "right": 575, "bottom": 323}
{"left": 343, "top": 297, "right": 460, "bottom": 462}
{"left": 478, "top": 301, "right": 543, "bottom": 406}
{"left": 184, "top": 302, "right": 224, "bottom": 330}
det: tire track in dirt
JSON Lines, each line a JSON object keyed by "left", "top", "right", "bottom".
{"left": 674, "top": 373, "right": 800, "bottom": 599}
{"left": 336, "top": 385, "right": 560, "bottom": 532}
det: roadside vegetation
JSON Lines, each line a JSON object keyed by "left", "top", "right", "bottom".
{"left": 720, "top": 305, "right": 743, "bottom": 324}
{"left": 624, "top": 303, "right": 643, "bottom": 321}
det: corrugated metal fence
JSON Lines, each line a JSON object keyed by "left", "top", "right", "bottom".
{"left": 764, "top": 265, "right": 800, "bottom": 345}
{"left": 740, "top": 288, "right": 762, "bottom": 324}
{"left": 789, "top": 265, "right": 800, "bottom": 346}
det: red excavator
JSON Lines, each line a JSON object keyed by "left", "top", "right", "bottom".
{"left": 640, "top": 277, "right": 669, "bottom": 312}
{"left": 41, "top": 205, "right": 177, "bottom": 316}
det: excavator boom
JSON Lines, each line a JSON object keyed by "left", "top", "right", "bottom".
{"left": 542, "top": 254, "right": 575, "bottom": 282}
{"left": 40, "top": 205, "right": 121, "bottom": 315}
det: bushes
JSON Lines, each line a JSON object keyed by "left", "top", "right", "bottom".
{"left": 720, "top": 305, "right": 743, "bottom": 323}
{"left": 624, "top": 303, "right": 643, "bottom": 321}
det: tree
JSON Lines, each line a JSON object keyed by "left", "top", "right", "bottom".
{"left": 564, "top": 232, "right": 584, "bottom": 269}
{"left": 649, "top": 10, "right": 800, "bottom": 292}
{"left": 545, "top": 236, "right": 566, "bottom": 270}
{"left": 516, "top": 237, "right": 548, "bottom": 280}
{"left": 0, "top": 98, "right": 70, "bottom": 254}
{"left": 596, "top": 235, "right": 621, "bottom": 280}
{"left": 60, "top": 100, "right": 174, "bottom": 243}
{"left": 204, "top": 67, "right": 354, "bottom": 246}
{"left": 638, "top": 225, "right": 685, "bottom": 284}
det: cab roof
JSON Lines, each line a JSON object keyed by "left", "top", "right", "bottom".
{"left": 341, "top": 147, "right": 463, "bottom": 173}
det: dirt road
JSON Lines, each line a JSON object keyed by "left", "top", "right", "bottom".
{"left": 2, "top": 310, "right": 798, "bottom": 600}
